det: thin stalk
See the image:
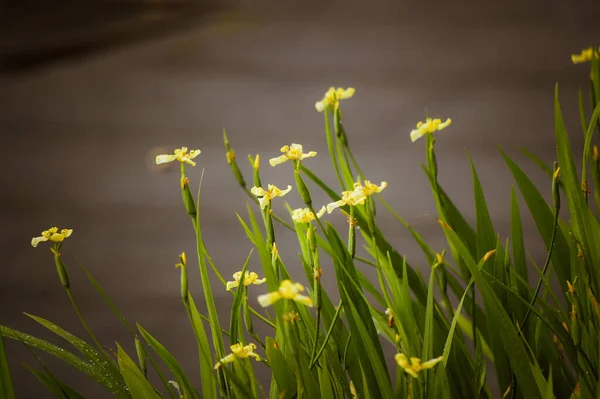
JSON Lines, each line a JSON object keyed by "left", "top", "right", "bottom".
{"left": 324, "top": 110, "right": 345, "bottom": 189}
{"left": 309, "top": 299, "right": 343, "bottom": 369}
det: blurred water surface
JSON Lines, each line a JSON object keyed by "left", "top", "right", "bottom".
{"left": 1, "top": 0, "right": 599, "bottom": 397}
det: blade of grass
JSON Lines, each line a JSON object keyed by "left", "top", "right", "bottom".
{"left": 0, "top": 335, "right": 15, "bottom": 399}
{"left": 116, "top": 344, "right": 161, "bottom": 399}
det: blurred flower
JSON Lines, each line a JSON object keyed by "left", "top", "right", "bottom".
{"left": 214, "top": 343, "right": 260, "bottom": 369}
{"left": 291, "top": 206, "right": 326, "bottom": 223}
{"left": 31, "top": 227, "right": 73, "bottom": 248}
{"left": 155, "top": 147, "right": 201, "bottom": 166}
{"left": 226, "top": 271, "right": 266, "bottom": 291}
{"left": 326, "top": 187, "right": 367, "bottom": 214}
{"left": 355, "top": 180, "right": 387, "bottom": 196}
{"left": 315, "top": 87, "right": 355, "bottom": 112}
{"left": 251, "top": 184, "right": 292, "bottom": 209}
{"left": 257, "top": 280, "right": 313, "bottom": 307}
{"left": 269, "top": 144, "right": 317, "bottom": 166}
{"left": 395, "top": 353, "right": 443, "bottom": 378}
{"left": 571, "top": 47, "right": 600, "bottom": 64}
{"left": 410, "top": 117, "right": 452, "bottom": 142}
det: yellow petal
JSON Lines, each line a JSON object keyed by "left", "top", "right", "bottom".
{"left": 421, "top": 356, "right": 444, "bottom": 369}
{"left": 31, "top": 236, "right": 48, "bottom": 248}
{"left": 315, "top": 206, "right": 326, "bottom": 219}
{"left": 257, "top": 292, "right": 281, "bottom": 307}
{"left": 278, "top": 185, "right": 293, "bottom": 197}
{"left": 49, "top": 233, "right": 65, "bottom": 243}
{"left": 410, "top": 128, "right": 425, "bottom": 142}
{"left": 315, "top": 101, "right": 325, "bottom": 112}
{"left": 226, "top": 280, "right": 240, "bottom": 291}
{"left": 438, "top": 118, "right": 452, "bottom": 130}
{"left": 300, "top": 151, "right": 317, "bottom": 160}
{"left": 250, "top": 186, "right": 266, "bottom": 197}
{"left": 257, "top": 196, "right": 269, "bottom": 209}
{"left": 269, "top": 155, "right": 289, "bottom": 167}
{"left": 214, "top": 353, "right": 236, "bottom": 369}
{"left": 326, "top": 200, "right": 345, "bottom": 214}
{"left": 293, "top": 294, "right": 313, "bottom": 307}
{"left": 339, "top": 87, "right": 355, "bottom": 99}
{"left": 155, "top": 154, "right": 178, "bottom": 164}
{"left": 61, "top": 229, "right": 73, "bottom": 238}
{"left": 253, "top": 278, "right": 267, "bottom": 286}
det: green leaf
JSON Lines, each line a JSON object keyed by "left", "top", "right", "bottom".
{"left": 510, "top": 186, "right": 529, "bottom": 300}
{"left": 0, "top": 335, "right": 15, "bottom": 399}
{"left": 468, "top": 155, "right": 496, "bottom": 260}
{"left": 500, "top": 148, "right": 571, "bottom": 294}
{"left": 24, "top": 364, "right": 85, "bottom": 399}
{"left": 23, "top": 314, "right": 128, "bottom": 398}
{"left": 326, "top": 223, "right": 393, "bottom": 399}
{"left": 185, "top": 295, "right": 218, "bottom": 399}
{"left": 265, "top": 337, "right": 296, "bottom": 399}
{"left": 116, "top": 343, "right": 161, "bottom": 399}
{"left": 439, "top": 223, "right": 542, "bottom": 399}
{"left": 137, "top": 325, "right": 199, "bottom": 399}
{"left": 229, "top": 249, "right": 254, "bottom": 345}
{"left": 442, "top": 277, "right": 474, "bottom": 367}
{"left": 519, "top": 147, "right": 554, "bottom": 179}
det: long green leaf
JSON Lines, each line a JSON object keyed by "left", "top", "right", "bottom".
{"left": 229, "top": 249, "right": 254, "bottom": 345}
{"left": 116, "top": 344, "right": 161, "bottom": 399}
{"left": 24, "top": 364, "right": 85, "bottom": 399}
{"left": 440, "top": 222, "right": 542, "bottom": 399}
{"left": 138, "top": 325, "right": 199, "bottom": 399}
{"left": 0, "top": 335, "right": 15, "bottom": 399}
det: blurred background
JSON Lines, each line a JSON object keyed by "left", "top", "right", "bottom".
{"left": 1, "top": 0, "right": 600, "bottom": 397}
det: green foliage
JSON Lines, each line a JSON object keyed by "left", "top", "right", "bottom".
{"left": 2, "top": 46, "right": 600, "bottom": 399}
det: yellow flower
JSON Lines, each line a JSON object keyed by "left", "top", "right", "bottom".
{"left": 315, "top": 87, "right": 355, "bottom": 112}
{"left": 250, "top": 184, "right": 292, "bottom": 209}
{"left": 355, "top": 180, "right": 388, "bottom": 196}
{"left": 571, "top": 47, "right": 599, "bottom": 64}
{"left": 410, "top": 117, "right": 452, "bottom": 142}
{"left": 214, "top": 343, "right": 261, "bottom": 369}
{"left": 269, "top": 144, "right": 317, "bottom": 166}
{"left": 226, "top": 271, "right": 266, "bottom": 291}
{"left": 395, "top": 353, "right": 443, "bottom": 379}
{"left": 155, "top": 147, "right": 201, "bottom": 166}
{"left": 257, "top": 280, "right": 313, "bottom": 307}
{"left": 291, "top": 206, "right": 326, "bottom": 223}
{"left": 31, "top": 227, "right": 73, "bottom": 248}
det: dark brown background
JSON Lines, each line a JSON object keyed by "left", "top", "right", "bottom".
{"left": 1, "top": 0, "right": 599, "bottom": 397}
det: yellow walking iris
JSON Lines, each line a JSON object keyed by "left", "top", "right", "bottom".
{"left": 269, "top": 143, "right": 317, "bottom": 166}
{"left": 326, "top": 180, "right": 387, "bottom": 214}
{"left": 31, "top": 227, "right": 73, "bottom": 248}
{"left": 257, "top": 280, "right": 313, "bottom": 307}
{"left": 226, "top": 271, "right": 266, "bottom": 291}
{"left": 315, "top": 87, "right": 355, "bottom": 112}
{"left": 571, "top": 47, "right": 600, "bottom": 64}
{"left": 250, "top": 184, "right": 292, "bottom": 209}
{"left": 155, "top": 147, "right": 201, "bottom": 166}
{"left": 395, "top": 353, "right": 443, "bottom": 379}
{"left": 291, "top": 206, "right": 326, "bottom": 224}
{"left": 410, "top": 117, "right": 452, "bottom": 142}
{"left": 214, "top": 343, "right": 261, "bottom": 369}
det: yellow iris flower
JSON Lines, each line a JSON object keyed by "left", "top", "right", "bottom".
{"left": 326, "top": 180, "right": 387, "bottom": 214}
{"left": 155, "top": 147, "right": 201, "bottom": 166}
{"left": 257, "top": 280, "right": 313, "bottom": 307}
{"left": 410, "top": 117, "right": 452, "bottom": 142}
{"left": 214, "top": 343, "right": 261, "bottom": 369}
{"left": 226, "top": 271, "right": 266, "bottom": 291}
{"left": 571, "top": 47, "right": 600, "bottom": 64}
{"left": 395, "top": 353, "right": 443, "bottom": 378}
{"left": 291, "top": 206, "right": 326, "bottom": 224}
{"left": 315, "top": 87, "right": 355, "bottom": 112}
{"left": 250, "top": 184, "right": 292, "bottom": 209}
{"left": 31, "top": 227, "right": 73, "bottom": 248}
{"left": 269, "top": 144, "right": 317, "bottom": 166}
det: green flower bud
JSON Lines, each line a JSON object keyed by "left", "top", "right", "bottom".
{"left": 51, "top": 247, "right": 70, "bottom": 288}
{"left": 181, "top": 177, "right": 197, "bottom": 219}
{"left": 294, "top": 170, "right": 312, "bottom": 207}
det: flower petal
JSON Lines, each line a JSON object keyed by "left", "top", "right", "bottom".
{"left": 293, "top": 294, "right": 313, "bottom": 307}
{"left": 278, "top": 185, "right": 293, "bottom": 197}
{"left": 61, "top": 229, "right": 73, "bottom": 238}
{"left": 49, "top": 233, "right": 65, "bottom": 243}
{"left": 410, "top": 128, "right": 425, "bottom": 143}
{"left": 226, "top": 281, "right": 240, "bottom": 291}
{"left": 438, "top": 118, "right": 452, "bottom": 131}
{"left": 155, "top": 154, "right": 178, "bottom": 165}
{"left": 421, "top": 356, "right": 444, "bottom": 369}
{"left": 315, "top": 206, "right": 326, "bottom": 219}
{"left": 250, "top": 186, "right": 266, "bottom": 197}
{"left": 315, "top": 101, "right": 325, "bottom": 112}
{"left": 269, "top": 155, "right": 289, "bottom": 167}
{"left": 257, "top": 196, "right": 269, "bottom": 209}
{"left": 300, "top": 151, "right": 317, "bottom": 160}
{"left": 31, "top": 236, "right": 48, "bottom": 248}
{"left": 326, "top": 200, "right": 345, "bottom": 214}
{"left": 253, "top": 278, "right": 267, "bottom": 286}
{"left": 257, "top": 292, "right": 281, "bottom": 307}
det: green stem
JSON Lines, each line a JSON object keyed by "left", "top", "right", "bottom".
{"left": 309, "top": 300, "right": 343, "bottom": 369}
{"left": 65, "top": 288, "right": 111, "bottom": 362}
{"left": 324, "top": 110, "right": 344, "bottom": 189}
{"left": 520, "top": 205, "right": 560, "bottom": 329}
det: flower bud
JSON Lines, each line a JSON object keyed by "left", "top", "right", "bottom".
{"left": 552, "top": 163, "right": 560, "bottom": 211}
{"left": 51, "top": 247, "right": 70, "bottom": 288}
{"left": 181, "top": 177, "right": 197, "bottom": 219}
{"left": 294, "top": 170, "right": 312, "bottom": 207}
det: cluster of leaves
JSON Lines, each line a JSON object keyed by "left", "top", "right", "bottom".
{"left": 1, "top": 47, "right": 600, "bottom": 399}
